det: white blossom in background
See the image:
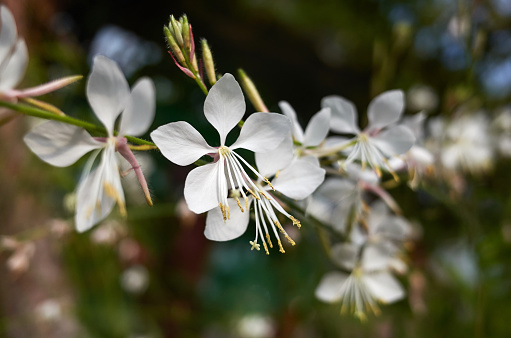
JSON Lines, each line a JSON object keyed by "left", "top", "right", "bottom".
{"left": 278, "top": 100, "right": 331, "bottom": 163}
{"left": 438, "top": 113, "right": 494, "bottom": 174}
{"left": 0, "top": 5, "right": 80, "bottom": 103}
{"left": 24, "top": 55, "right": 156, "bottom": 232}
{"left": 205, "top": 132, "right": 325, "bottom": 253}
{"left": 315, "top": 242, "right": 405, "bottom": 320}
{"left": 351, "top": 201, "right": 413, "bottom": 259}
{"left": 389, "top": 112, "right": 434, "bottom": 188}
{"left": 321, "top": 90, "right": 416, "bottom": 178}
{"left": 492, "top": 107, "right": 511, "bottom": 157}
{"left": 307, "top": 164, "right": 400, "bottom": 233}
{"left": 406, "top": 85, "right": 438, "bottom": 112}
{"left": 151, "top": 74, "right": 291, "bottom": 224}
{"left": 120, "top": 265, "right": 150, "bottom": 294}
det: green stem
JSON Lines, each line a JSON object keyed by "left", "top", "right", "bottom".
{"left": 0, "top": 100, "right": 155, "bottom": 147}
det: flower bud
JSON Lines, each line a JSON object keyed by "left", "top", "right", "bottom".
{"left": 170, "top": 15, "right": 184, "bottom": 47}
{"left": 202, "top": 39, "right": 216, "bottom": 85}
{"left": 181, "top": 15, "right": 191, "bottom": 52}
{"left": 237, "top": 69, "right": 269, "bottom": 112}
{"left": 164, "top": 26, "right": 186, "bottom": 65}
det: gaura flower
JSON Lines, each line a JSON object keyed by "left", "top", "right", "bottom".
{"left": 24, "top": 55, "right": 155, "bottom": 232}
{"left": 0, "top": 5, "right": 80, "bottom": 103}
{"left": 315, "top": 242, "right": 405, "bottom": 319}
{"left": 151, "top": 73, "right": 291, "bottom": 220}
{"left": 278, "top": 100, "right": 331, "bottom": 160}
{"left": 204, "top": 133, "right": 326, "bottom": 254}
{"left": 321, "top": 90, "right": 416, "bottom": 178}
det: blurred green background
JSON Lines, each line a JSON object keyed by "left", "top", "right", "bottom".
{"left": 2, "top": 0, "right": 511, "bottom": 337}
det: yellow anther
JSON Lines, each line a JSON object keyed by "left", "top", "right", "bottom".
{"left": 264, "top": 178, "right": 275, "bottom": 191}
{"left": 262, "top": 242, "right": 269, "bottom": 255}
{"left": 274, "top": 221, "right": 285, "bottom": 233}
{"left": 236, "top": 198, "right": 244, "bottom": 212}
{"left": 219, "top": 203, "right": 227, "bottom": 221}
{"left": 285, "top": 234, "right": 296, "bottom": 246}
{"left": 290, "top": 216, "right": 301, "bottom": 229}
{"left": 275, "top": 170, "right": 280, "bottom": 178}
{"left": 247, "top": 189, "right": 260, "bottom": 200}
{"left": 249, "top": 241, "right": 260, "bottom": 251}
{"left": 374, "top": 165, "right": 382, "bottom": 178}
{"left": 259, "top": 190, "right": 270, "bottom": 200}
{"left": 245, "top": 197, "right": 249, "bottom": 210}
{"left": 278, "top": 239, "right": 285, "bottom": 253}
{"left": 266, "top": 234, "right": 273, "bottom": 248}
{"left": 383, "top": 158, "right": 399, "bottom": 182}
{"left": 104, "top": 182, "right": 126, "bottom": 217}
{"left": 226, "top": 205, "right": 230, "bottom": 219}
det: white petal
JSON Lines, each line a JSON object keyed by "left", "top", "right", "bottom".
{"left": 204, "top": 73, "right": 245, "bottom": 145}
{"left": 371, "top": 125, "right": 415, "bottom": 156}
{"left": 315, "top": 271, "right": 349, "bottom": 303}
{"left": 316, "top": 177, "right": 356, "bottom": 203}
{"left": 75, "top": 150, "right": 123, "bottom": 232}
{"left": 361, "top": 245, "right": 393, "bottom": 271}
{"left": 119, "top": 77, "right": 155, "bottom": 137}
{"left": 151, "top": 121, "right": 215, "bottom": 166}
{"left": 363, "top": 271, "right": 405, "bottom": 304}
{"left": 204, "top": 198, "right": 251, "bottom": 241}
{"left": 303, "top": 107, "right": 331, "bottom": 147}
{"left": 278, "top": 101, "right": 304, "bottom": 143}
{"left": 254, "top": 134, "right": 294, "bottom": 177}
{"left": 321, "top": 95, "right": 360, "bottom": 134}
{"left": 330, "top": 243, "right": 358, "bottom": 270}
{"left": 183, "top": 163, "right": 219, "bottom": 214}
{"left": 0, "top": 5, "right": 17, "bottom": 64}
{"left": 0, "top": 39, "right": 27, "bottom": 90}
{"left": 367, "top": 90, "right": 404, "bottom": 130}
{"left": 86, "top": 55, "right": 130, "bottom": 133}
{"left": 230, "top": 112, "right": 291, "bottom": 152}
{"left": 24, "top": 121, "right": 103, "bottom": 167}
{"left": 271, "top": 158, "right": 325, "bottom": 200}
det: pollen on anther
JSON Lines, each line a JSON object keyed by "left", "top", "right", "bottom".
{"left": 236, "top": 198, "right": 244, "bottom": 212}
{"left": 278, "top": 240, "right": 285, "bottom": 253}
{"left": 264, "top": 178, "right": 275, "bottom": 191}
{"left": 290, "top": 216, "right": 301, "bottom": 229}
{"left": 262, "top": 242, "right": 269, "bottom": 255}
{"left": 285, "top": 234, "right": 296, "bottom": 246}
{"left": 274, "top": 221, "right": 285, "bottom": 234}
{"left": 219, "top": 203, "right": 227, "bottom": 221}
{"left": 266, "top": 234, "right": 273, "bottom": 248}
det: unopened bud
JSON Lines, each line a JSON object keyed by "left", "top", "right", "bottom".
{"left": 202, "top": 39, "right": 216, "bottom": 85}
{"left": 182, "top": 15, "right": 191, "bottom": 52}
{"left": 170, "top": 15, "right": 184, "bottom": 47}
{"left": 237, "top": 69, "right": 269, "bottom": 112}
{"left": 164, "top": 26, "right": 186, "bottom": 65}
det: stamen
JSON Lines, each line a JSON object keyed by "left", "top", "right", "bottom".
{"left": 236, "top": 198, "right": 244, "bottom": 212}
{"left": 245, "top": 197, "right": 249, "bottom": 210}
{"left": 289, "top": 216, "right": 301, "bottom": 228}
{"left": 285, "top": 234, "right": 296, "bottom": 246}
{"left": 263, "top": 177, "right": 275, "bottom": 191}
{"left": 247, "top": 189, "right": 260, "bottom": 200}
{"left": 265, "top": 233, "right": 273, "bottom": 248}
{"left": 278, "top": 239, "right": 285, "bottom": 253}
{"left": 274, "top": 221, "right": 285, "bottom": 234}
{"left": 104, "top": 182, "right": 126, "bottom": 217}
{"left": 262, "top": 241, "right": 269, "bottom": 255}
{"left": 259, "top": 190, "right": 271, "bottom": 200}
{"left": 275, "top": 170, "right": 280, "bottom": 178}
{"left": 219, "top": 202, "right": 227, "bottom": 221}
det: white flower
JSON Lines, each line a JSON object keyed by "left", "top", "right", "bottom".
{"left": 204, "top": 134, "right": 325, "bottom": 253}
{"left": 321, "top": 90, "right": 416, "bottom": 177}
{"left": 278, "top": 100, "right": 330, "bottom": 157}
{"left": 439, "top": 113, "right": 493, "bottom": 173}
{"left": 388, "top": 112, "right": 434, "bottom": 188}
{"left": 151, "top": 73, "right": 291, "bottom": 220}
{"left": 0, "top": 5, "right": 80, "bottom": 102}
{"left": 315, "top": 242, "right": 405, "bottom": 319}
{"left": 307, "top": 164, "right": 400, "bottom": 233}
{"left": 24, "top": 55, "right": 156, "bottom": 232}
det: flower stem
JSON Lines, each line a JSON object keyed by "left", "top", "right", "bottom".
{"left": 0, "top": 100, "right": 156, "bottom": 147}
